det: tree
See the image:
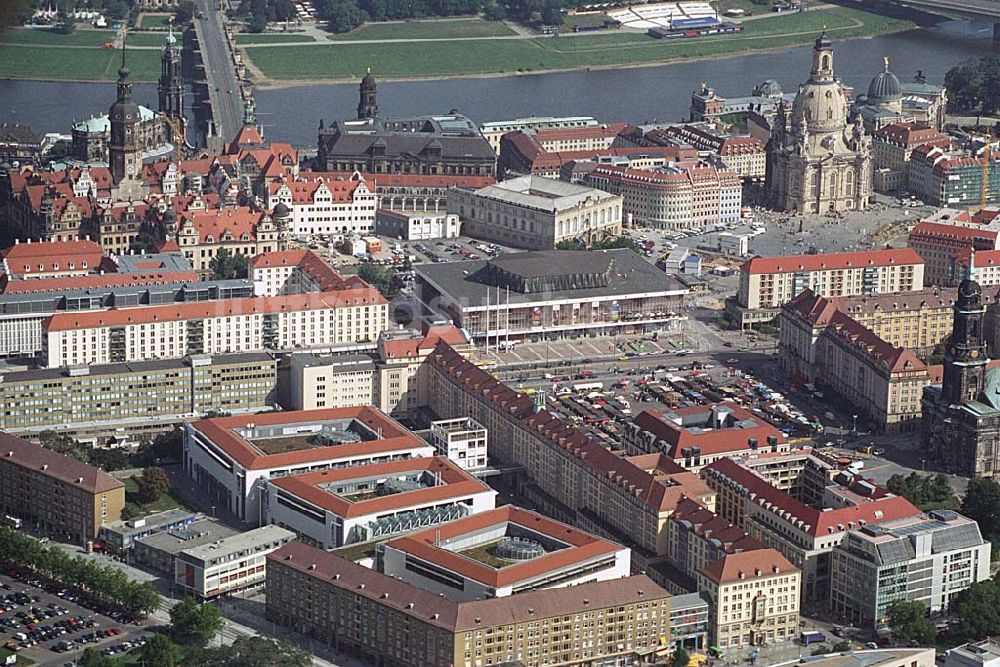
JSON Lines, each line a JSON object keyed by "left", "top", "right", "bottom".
{"left": 539, "top": 0, "right": 562, "bottom": 25}
{"left": 139, "top": 633, "right": 181, "bottom": 667}
{"left": 53, "top": 12, "right": 77, "bottom": 34}
{"left": 670, "top": 646, "right": 690, "bottom": 667}
{"left": 137, "top": 467, "right": 171, "bottom": 503}
{"left": 886, "top": 472, "right": 953, "bottom": 507}
{"left": 831, "top": 641, "right": 851, "bottom": 652}
{"left": 951, "top": 578, "right": 1000, "bottom": 641}
{"left": 321, "top": 0, "right": 363, "bottom": 32}
{"left": 886, "top": 599, "right": 936, "bottom": 646}
{"left": 0, "top": 0, "right": 34, "bottom": 32}
{"left": 80, "top": 647, "right": 116, "bottom": 667}
{"left": 209, "top": 248, "right": 249, "bottom": 280}
{"left": 170, "top": 596, "right": 224, "bottom": 647}
{"left": 187, "top": 636, "right": 311, "bottom": 666}
{"left": 961, "top": 477, "right": 1000, "bottom": 542}
{"left": 483, "top": 0, "right": 505, "bottom": 20}
{"left": 945, "top": 54, "right": 1000, "bottom": 115}
{"left": 174, "top": 0, "right": 197, "bottom": 23}
{"left": 357, "top": 263, "right": 403, "bottom": 299}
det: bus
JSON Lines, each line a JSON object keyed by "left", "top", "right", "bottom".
{"left": 572, "top": 381, "right": 605, "bottom": 393}
{"left": 1, "top": 515, "right": 21, "bottom": 529}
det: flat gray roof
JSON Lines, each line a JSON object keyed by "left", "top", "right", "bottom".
{"left": 416, "top": 248, "right": 687, "bottom": 307}
{"left": 0, "top": 352, "right": 275, "bottom": 383}
{"left": 136, "top": 517, "right": 240, "bottom": 555}
{"left": 179, "top": 525, "right": 296, "bottom": 562}
{"left": 102, "top": 509, "right": 199, "bottom": 538}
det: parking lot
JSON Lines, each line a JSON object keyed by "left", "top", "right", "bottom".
{"left": 0, "top": 572, "right": 153, "bottom": 667}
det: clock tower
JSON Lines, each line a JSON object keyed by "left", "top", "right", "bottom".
{"left": 109, "top": 40, "right": 142, "bottom": 185}
{"left": 942, "top": 251, "right": 988, "bottom": 405}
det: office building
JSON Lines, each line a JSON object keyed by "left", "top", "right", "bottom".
{"left": 375, "top": 209, "right": 460, "bottom": 241}
{"left": 448, "top": 175, "right": 623, "bottom": 250}
{"left": 415, "top": 249, "right": 687, "bottom": 342}
{"left": 175, "top": 524, "right": 296, "bottom": 599}
{"left": 382, "top": 506, "right": 630, "bottom": 602}
{"left": 0, "top": 353, "right": 277, "bottom": 445}
{"left": 0, "top": 431, "right": 124, "bottom": 545}
{"left": 779, "top": 290, "right": 933, "bottom": 432}
{"left": 183, "top": 407, "right": 435, "bottom": 524}
{"left": 908, "top": 143, "right": 999, "bottom": 208}
{"left": 947, "top": 641, "right": 1000, "bottom": 667}
{"left": 267, "top": 540, "right": 671, "bottom": 667}
{"left": 669, "top": 592, "right": 711, "bottom": 653}
{"left": 428, "top": 417, "right": 487, "bottom": 470}
{"left": 98, "top": 508, "right": 199, "bottom": 554}
{"left": 584, "top": 161, "right": 742, "bottom": 231}
{"left": 263, "top": 457, "right": 496, "bottom": 550}
{"left": 831, "top": 510, "right": 990, "bottom": 629}
{"left": 732, "top": 248, "right": 925, "bottom": 327}
{"left": 625, "top": 403, "right": 788, "bottom": 471}
{"left": 133, "top": 516, "right": 239, "bottom": 576}
{"left": 288, "top": 353, "right": 375, "bottom": 411}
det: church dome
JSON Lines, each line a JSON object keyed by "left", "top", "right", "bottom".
{"left": 791, "top": 81, "right": 848, "bottom": 132}
{"left": 867, "top": 59, "right": 901, "bottom": 103}
{"left": 272, "top": 202, "right": 291, "bottom": 217}
{"left": 754, "top": 80, "right": 783, "bottom": 99}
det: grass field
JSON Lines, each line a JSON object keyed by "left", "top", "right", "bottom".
{"left": 0, "top": 45, "right": 161, "bottom": 81}
{"left": 0, "top": 28, "right": 165, "bottom": 47}
{"left": 245, "top": 6, "right": 915, "bottom": 81}
{"left": 235, "top": 32, "right": 317, "bottom": 44}
{"left": 328, "top": 17, "right": 516, "bottom": 40}
{"left": 136, "top": 13, "right": 175, "bottom": 29}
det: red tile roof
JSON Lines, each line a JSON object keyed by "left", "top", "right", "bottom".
{"left": 631, "top": 403, "right": 786, "bottom": 458}
{"left": 385, "top": 506, "right": 622, "bottom": 588}
{"left": 873, "top": 122, "right": 949, "bottom": 147}
{"left": 248, "top": 249, "right": 358, "bottom": 292}
{"left": 908, "top": 221, "right": 999, "bottom": 245}
{"left": 822, "top": 313, "right": 927, "bottom": 374}
{"left": 269, "top": 456, "right": 490, "bottom": 518}
{"left": 43, "top": 287, "right": 386, "bottom": 332}
{"left": 703, "top": 458, "right": 921, "bottom": 537}
{"left": 380, "top": 325, "right": 468, "bottom": 360}
{"left": 189, "top": 406, "right": 429, "bottom": 470}
{"left": 1, "top": 240, "right": 104, "bottom": 276}
{"left": 182, "top": 207, "right": 269, "bottom": 243}
{"left": 699, "top": 547, "right": 797, "bottom": 585}
{"left": 742, "top": 248, "right": 923, "bottom": 275}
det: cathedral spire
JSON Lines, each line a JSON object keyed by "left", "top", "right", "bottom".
{"left": 968, "top": 248, "right": 976, "bottom": 282}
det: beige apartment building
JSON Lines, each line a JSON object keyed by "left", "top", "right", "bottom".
{"left": 0, "top": 432, "right": 125, "bottom": 545}
{"left": 175, "top": 207, "right": 283, "bottom": 274}
{"left": 696, "top": 549, "right": 801, "bottom": 650}
{"left": 42, "top": 288, "right": 389, "bottom": 367}
{"left": 871, "top": 122, "right": 950, "bottom": 192}
{"left": 584, "top": 162, "right": 742, "bottom": 231}
{"left": 447, "top": 175, "right": 623, "bottom": 250}
{"left": 906, "top": 208, "right": 1000, "bottom": 287}
{"left": 0, "top": 353, "right": 277, "bottom": 445}
{"left": 267, "top": 540, "right": 672, "bottom": 667}
{"left": 732, "top": 248, "right": 925, "bottom": 327}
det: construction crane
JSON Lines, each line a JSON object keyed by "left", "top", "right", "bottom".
{"left": 981, "top": 142, "right": 992, "bottom": 212}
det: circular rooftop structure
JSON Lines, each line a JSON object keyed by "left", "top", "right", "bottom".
{"left": 494, "top": 536, "right": 545, "bottom": 561}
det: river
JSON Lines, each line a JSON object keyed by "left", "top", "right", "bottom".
{"left": 0, "top": 18, "right": 993, "bottom": 149}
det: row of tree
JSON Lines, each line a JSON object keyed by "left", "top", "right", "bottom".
{"left": 945, "top": 54, "right": 1000, "bottom": 116}
{"left": 35, "top": 429, "right": 182, "bottom": 473}
{"left": 78, "top": 597, "right": 309, "bottom": 666}
{"left": 0, "top": 528, "right": 160, "bottom": 618}
{"left": 556, "top": 235, "right": 643, "bottom": 253}
{"left": 319, "top": 0, "right": 484, "bottom": 33}
{"left": 238, "top": 0, "right": 298, "bottom": 32}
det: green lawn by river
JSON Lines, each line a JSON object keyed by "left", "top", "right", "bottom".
{"left": 244, "top": 6, "right": 917, "bottom": 81}
{"left": 0, "top": 28, "right": 164, "bottom": 81}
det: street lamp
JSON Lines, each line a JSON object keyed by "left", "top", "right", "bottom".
{"left": 851, "top": 414, "right": 858, "bottom": 433}
{"left": 210, "top": 505, "right": 216, "bottom": 518}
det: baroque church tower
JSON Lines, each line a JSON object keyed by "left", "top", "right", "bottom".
{"left": 158, "top": 22, "right": 184, "bottom": 121}
{"left": 109, "top": 41, "right": 142, "bottom": 185}
{"left": 357, "top": 68, "right": 378, "bottom": 121}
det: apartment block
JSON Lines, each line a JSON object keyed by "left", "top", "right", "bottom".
{"left": 248, "top": 249, "right": 366, "bottom": 297}
{"left": 266, "top": 540, "right": 672, "bottom": 667}
{"left": 175, "top": 207, "right": 282, "bottom": 274}
{"left": 42, "top": 287, "right": 389, "bottom": 367}
{"left": 429, "top": 417, "right": 488, "bottom": 470}
{"left": 480, "top": 115, "right": 600, "bottom": 153}
{"left": 622, "top": 123, "right": 767, "bottom": 180}
{"left": 0, "top": 431, "right": 125, "bottom": 545}
{"left": 0, "top": 353, "right": 277, "bottom": 445}
{"left": 732, "top": 248, "right": 925, "bottom": 327}
{"left": 288, "top": 353, "right": 375, "bottom": 411}
{"left": 584, "top": 162, "right": 742, "bottom": 231}
{"left": 871, "top": 122, "right": 950, "bottom": 193}
{"left": 183, "top": 407, "right": 435, "bottom": 524}
{"left": 908, "top": 143, "right": 999, "bottom": 208}
{"left": 263, "top": 457, "right": 496, "bottom": 550}
{"left": 175, "top": 524, "right": 296, "bottom": 599}
{"left": 0, "top": 238, "right": 105, "bottom": 279}
{"left": 696, "top": 549, "right": 801, "bottom": 650}
{"left": 448, "top": 175, "right": 623, "bottom": 250}
{"left": 426, "top": 342, "right": 716, "bottom": 571}
{"left": 667, "top": 497, "right": 767, "bottom": 587}
{"left": 831, "top": 510, "right": 991, "bottom": 630}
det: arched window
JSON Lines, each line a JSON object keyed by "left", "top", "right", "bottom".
{"left": 821, "top": 54, "right": 830, "bottom": 69}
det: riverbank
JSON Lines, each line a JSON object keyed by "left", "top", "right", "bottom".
{"left": 240, "top": 5, "right": 927, "bottom": 85}
{"left": 0, "top": 3, "right": 939, "bottom": 84}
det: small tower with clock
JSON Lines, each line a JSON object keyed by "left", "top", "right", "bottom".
{"left": 109, "top": 40, "right": 142, "bottom": 186}
{"left": 942, "top": 250, "right": 988, "bottom": 405}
